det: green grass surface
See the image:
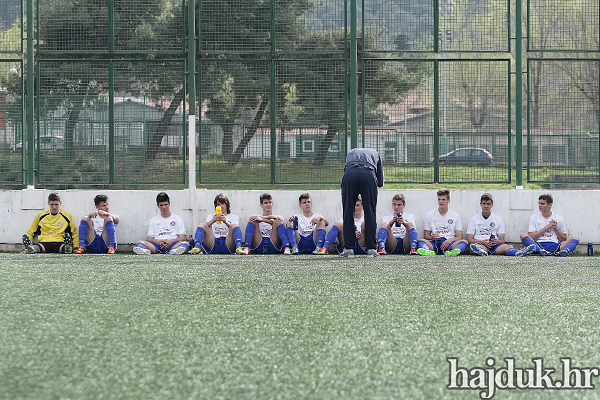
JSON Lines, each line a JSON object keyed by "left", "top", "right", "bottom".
{"left": 2, "top": 254, "right": 600, "bottom": 399}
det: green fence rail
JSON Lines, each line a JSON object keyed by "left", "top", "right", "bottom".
{"left": 0, "top": 0, "right": 598, "bottom": 188}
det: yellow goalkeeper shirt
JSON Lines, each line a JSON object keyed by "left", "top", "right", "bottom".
{"left": 26, "top": 209, "right": 79, "bottom": 244}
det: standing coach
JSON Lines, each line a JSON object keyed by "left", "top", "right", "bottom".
{"left": 341, "top": 148, "right": 384, "bottom": 257}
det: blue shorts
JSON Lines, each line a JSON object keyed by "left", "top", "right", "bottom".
{"left": 386, "top": 238, "right": 407, "bottom": 254}
{"left": 426, "top": 238, "right": 459, "bottom": 255}
{"left": 150, "top": 242, "right": 180, "bottom": 254}
{"left": 85, "top": 234, "right": 110, "bottom": 254}
{"left": 201, "top": 237, "right": 233, "bottom": 254}
{"left": 297, "top": 235, "right": 317, "bottom": 254}
{"left": 488, "top": 243, "right": 503, "bottom": 255}
{"left": 251, "top": 237, "right": 282, "bottom": 254}
{"left": 337, "top": 241, "right": 367, "bottom": 255}
{"left": 539, "top": 241, "right": 561, "bottom": 254}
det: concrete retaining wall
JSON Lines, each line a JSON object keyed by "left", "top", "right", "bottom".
{"left": 3, "top": 188, "right": 597, "bottom": 252}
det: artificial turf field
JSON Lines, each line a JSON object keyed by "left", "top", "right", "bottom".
{"left": 2, "top": 253, "right": 600, "bottom": 400}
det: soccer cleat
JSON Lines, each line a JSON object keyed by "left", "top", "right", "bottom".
{"left": 312, "top": 247, "right": 321, "bottom": 255}
{"left": 26, "top": 245, "right": 36, "bottom": 254}
{"left": 63, "top": 232, "right": 73, "bottom": 254}
{"left": 377, "top": 246, "right": 386, "bottom": 255}
{"left": 515, "top": 244, "right": 536, "bottom": 257}
{"left": 133, "top": 246, "right": 151, "bottom": 255}
{"left": 243, "top": 247, "right": 250, "bottom": 255}
{"left": 235, "top": 246, "right": 245, "bottom": 255}
{"left": 558, "top": 248, "right": 571, "bottom": 257}
{"left": 74, "top": 246, "right": 84, "bottom": 254}
{"left": 366, "top": 249, "right": 379, "bottom": 257}
{"left": 107, "top": 247, "right": 115, "bottom": 254}
{"left": 410, "top": 247, "right": 418, "bottom": 255}
{"left": 417, "top": 248, "right": 435, "bottom": 256}
{"left": 469, "top": 243, "right": 488, "bottom": 257}
{"left": 317, "top": 246, "right": 328, "bottom": 255}
{"left": 169, "top": 246, "right": 187, "bottom": 255}
{"left": 340, "top": 248, "right": 354, "bottom": 258}
{"left": 539, "top": 248, "right": 552, "bottom": 256}
{"left": 291, "top": 246, "right": 299, "bottom": 255}
{"left": 283, "top": 246, "right": 292, "bottom": 255}
{"left": 444, "top": 248, "right": 461, "bottom": 257}
{"left": 189, "top": 247, "right": 202, "bottom": 255}
{"left": 22, "top": 234, "right": 31, "bottom": 248}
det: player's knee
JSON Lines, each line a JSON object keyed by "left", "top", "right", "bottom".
{"left": 81, "top": 216, "right": 91, "bottom": 223}
{"left": 520, "top": 233, "right": 528, "bottom": 240}
{"left": 571, "top": 236, "right": 580, "bottom": 242}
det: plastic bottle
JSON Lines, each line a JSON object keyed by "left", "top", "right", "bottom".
{"left": 216, "top": 206, "right": 222, "bottom": 224}
{"left": 293, "top": 216, "right": 298, "bottom": 230}
{"left": 395, "top": 213, "right": 402, "bottom": 227}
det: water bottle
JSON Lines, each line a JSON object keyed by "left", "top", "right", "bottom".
{"left": 395, "top": 213, "right": 402, "bottom": 227}
{"left": 215, "top": 206, "right": 222, "bottom": 224}
{"left": 588, "top": 243, "right": 594, "bottom": 256}
{"left": 489, "top": 234, "right": 495, "bottom": 242}
{"left": 293, "top": 216, "right": 298, "bottom": 230}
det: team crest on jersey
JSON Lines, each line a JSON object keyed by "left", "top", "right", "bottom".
{"left": 490, "top": 222, "right": 495, "bottom": 227}
{"left": 170, "top": 221, "right": 176, "bottom": 226}
{"left": 57, "top": 222, "right": 62, "bottom": 227}
{"left": 448, "top": 219, "right": 453, "bottom": 224}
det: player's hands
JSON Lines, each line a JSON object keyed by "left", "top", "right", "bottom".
{"left": 430, "top": 232, "right": 440, "bottom": 240}
{"left": 249, "top": 215, "right": 259, "bottom": 223}
{"left": 440, "top": 238, "right": 452, "bottom": 250}
{"left": 310, "top": 217, "right": 321, "bottom": 225}
{"left": 483, "top": 240, "right": 494, "bottom": 249}
{"left": 355, "top": 231, "right": 363, "bottom": 240}
{"left": 89, "top": 211, "right": 99, "bottom": 218}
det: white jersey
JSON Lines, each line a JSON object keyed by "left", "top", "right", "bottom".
{"left": 382, "top": 212, "right": 415, "bottom": 239}
{"left": 90, "top": 213, "right": 119, "bottom": 245}
{"left": 251, "top": 214, "right": 284, "bottom": 237}
{"left": 205, "top": 213, "right": 239, "bottom": 238}
{"left": 293, "top": 213, "right": 324, "bottom": 237}
{"left": 424, "top": 208, "right": 463, "bottom": 239}
{"left": 467, "top": 212, "right": 505, "bottom": 241}
{"left": 528, "top": 212, "right": 566, "bottom": 243}
{"left": 338, "top": 215, "right": 364, "bottom": 233}
{"left": 147, "top": 213, "right": 186, "bottom": 240}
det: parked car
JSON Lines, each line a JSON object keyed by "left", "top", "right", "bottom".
{"left": 12, "top": 135, "right": 64, "bottom": 151}
{"left": 438, "top": 147, "right": 493, "bottom": 165}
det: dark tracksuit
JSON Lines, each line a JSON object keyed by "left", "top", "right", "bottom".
{"left": 341, "top": 148, "right": 384, "bottom": 251}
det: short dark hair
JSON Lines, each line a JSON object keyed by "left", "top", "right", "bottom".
{"left": 94, "top": 194, "right": 108, "bottom": 206}
{"left": 214, "top": 193, "right": 231, "bottom": 214}
{"left": 392, "top": 194, "right": 405, "bottom": 204}
{"left": 156, "top": 192, "right": 170, "bottom": 204}
{"left": 480, "top": 193, "right": 493, "bottom": 203}
{"left": 260, "top": 193, "right": 272, "bottom": 203}
{"left": 437, "top": 188, "right": 450, "bottom": 199}
{"left": 539, "top": 193, "right": 553, "bottom": 204}
{"left": 299, "top": 193, "right": 311, "bottom": 203}
{"left": 48, "top": 192, "right": 60, "bottom": 202}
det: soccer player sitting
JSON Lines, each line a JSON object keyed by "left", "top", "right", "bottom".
{"left": 133, "top": 192, "right": 189, "bottom": 255}
{"left": 284, "top": 193, "right": 328, "bottom": 255}
{"left": 416, "top": 188, "right": 468, "bottom": 257}
{"left": 241, "top": 193, "right": 289, "bottom": 254}
{"left": 467, "top": 193, "right": 535, "bottom": 257}
{"left": 74, "top": 194, "right": 119, "bottom": 254}
{"left": 317, "top": 196, "right": 366, "bottom": 255}
{"left": 23, "top": 192, "right": 78, "bottom": 254}
{"left": 377, "top": 193, "right": 418, "bottom": 255}
{"left": 189, "top": 193, "right": 244, "bottom": 255}
{"left": 519, "top": 193, "right": 580, "bottom": 256}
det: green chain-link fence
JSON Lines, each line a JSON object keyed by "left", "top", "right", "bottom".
{"left": 0, "top": 0, "right": 598, "bottom": 187}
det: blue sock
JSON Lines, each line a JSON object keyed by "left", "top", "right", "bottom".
{"left": 194, "top": 227, "right": 205, "bottom": 248}
{"left": 408, "top": 228, "right": 418, "bottom": 248}
{"left": 78, "top": 221, "right": 88, "bottom": 246}
{"left": 323, "top": 225, "right": 339, "bottom": 248}
{"left": 506, "top": 248, "right": 518, "bottom": 256}
{"left": 377, "top": 228, "right": 387, "bottom": 247}
{"left": 105, "top": 220, "right": 116, "bottom": 248}
{"left": 563, "top": 239, "right": 579, "bottom": 254}
{"left": 417, "top": 239, "right": 428, "bottom": 250}
{"left": 286, "top": 227, "right": 297, "bottom": 248}
{"left": 454, "top": 241, "right": 468, "bottom": 254}
{"left": 136, "top": 243, "right": 147, "bottom": 250}
{"left": 179, "top": 242, "right": 189, "bottom": 252}
{"left": 522, "top": 235, "right": 542, "bottom": 253}
{"left": 244, "top": 223, "right": 255, "bottom": 248}
{"left": 277, "top": 224, "right": 290, "bottom": 247}
{"left": 232, "top": 226, "right": 243, "bottom": 248}
{"left": 316, "top": 229, "right": 326, "bottom": 248}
